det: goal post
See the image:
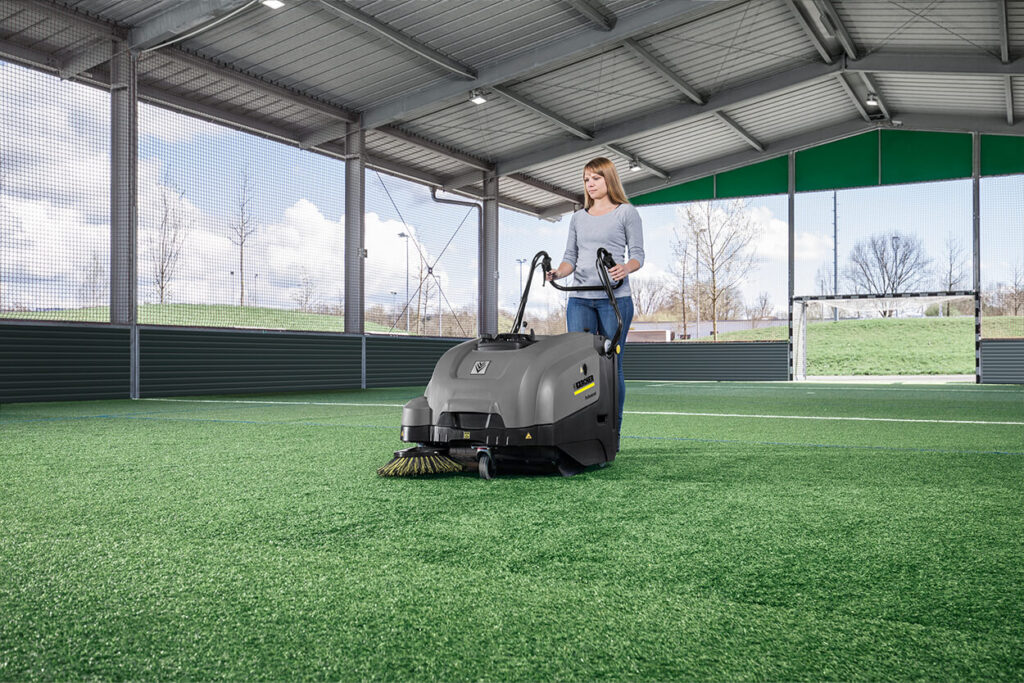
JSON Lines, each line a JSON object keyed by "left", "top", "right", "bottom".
{"left": 789, "top": 290, "right": 976, "bottom": 380}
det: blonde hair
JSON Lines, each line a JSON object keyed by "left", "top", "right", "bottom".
{"left": 582, "top": 156, "right": 630, "bottom": 209}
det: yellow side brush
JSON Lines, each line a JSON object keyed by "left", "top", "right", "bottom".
{"left": 377, "top": 449, "right": 463, "bottom": 477}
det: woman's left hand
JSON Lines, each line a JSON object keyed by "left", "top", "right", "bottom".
{"left": 608, "top": 264, "right": 627, "bottom": 282}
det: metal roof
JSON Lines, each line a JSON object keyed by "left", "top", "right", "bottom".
{"left": 0, "top": 0, "right": 1021, "bottom": 218}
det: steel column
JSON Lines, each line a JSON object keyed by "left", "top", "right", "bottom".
{"left": 345, "top": 124, "right": 366, "bottom": 334}
{"left": 972, "top": 132, "right": 982, "bottom": 384}
{"left": 481, "top": 174, "right": 499, "bottom": 336}
{"left": 787, "top": 151, "right": 796, "bottom": 381}
{"left": 110, "top": 41, "right": 138, "bottom": 398}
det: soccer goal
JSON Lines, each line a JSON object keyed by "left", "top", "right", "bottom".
{"left": 790, "top": 290, "right": 977, "bottom": 380}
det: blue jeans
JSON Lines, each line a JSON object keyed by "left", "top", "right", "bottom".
{"left": 566, "top": 296, "right": 634, "bottom": 432}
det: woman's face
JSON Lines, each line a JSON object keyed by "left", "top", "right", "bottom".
{"left": 584, "top": 170, "right": 608, "bottom": 201}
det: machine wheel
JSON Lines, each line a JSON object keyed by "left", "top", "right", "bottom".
{"left": 478, "top": 453, "right": 494, "bottom": 479}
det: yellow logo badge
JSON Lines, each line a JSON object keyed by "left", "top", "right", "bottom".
{"left": 525, "top": 432, "right": 532, "bottom": 440}
{"left": 463, "top": 431, "right": 471, "bottom": 439}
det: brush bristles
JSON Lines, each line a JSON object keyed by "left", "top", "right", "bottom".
{"left": 377, "top": 452, "right": 463, "bottom": 477}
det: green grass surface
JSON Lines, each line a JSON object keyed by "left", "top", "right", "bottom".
{"left": 0, "top": 304, "right": 395, "bottom": 333}
{"left": 1, "top": 382, "right": 1022, "bottom": 681}
{"left": 713, "top": 316, "right": 1024, "bottom": 375}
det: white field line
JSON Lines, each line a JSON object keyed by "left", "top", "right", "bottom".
{"left": 142, "top": 398, "right": 405, "bottom": 407}
{"left": 633, "top": 381, "right": 1023, "bottom": 394}
{"left": 143, "top": 398, "right": 1023, "bottom": 426}
{"left": 626, "top": 410, "right": 1024, "bottom": 426}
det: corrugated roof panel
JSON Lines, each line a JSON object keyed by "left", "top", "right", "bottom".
{"left": 365, "top": 130, "right": 468, "bottom": 177}
{"left": 350, "top": 0, "right": 586, "bottom": 69}
{"left": 498, "top": 177, "right": 560, "bottom": 210}
{"left": 617, "top": 115, "right": 750, "bottom": 174}
{"left": 874, "top": 73, "right": 1007, "bottom": 118}
{"left": 508, "top": 46, "right": 681, "bottom": 135}
{"left": 834, "top": 1, "right": 1002, "bottom": 54}
{"left": 404, "top": 98, "right": 569, "bottom": 161}
{"left": 182, "top": 4, "right": 442, "bottom": 110}
{"left": 61, "top": 0, "right": 180, "bottom": 26}
{"left": 639, "top": 0, "right": 817, "bottom": 99}
{"left": 1010, "top": 2, "right": 1024, "bottom": 54}
{"left": 724, "top": 77, "right": 855, "bottom": 143}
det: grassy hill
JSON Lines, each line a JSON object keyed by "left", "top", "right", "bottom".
{"left": 714, "top": 316, "right": 1023, "bottom": 375}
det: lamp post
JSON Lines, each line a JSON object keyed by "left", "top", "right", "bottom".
{"left": 397, "top": 232, "right": 410, "bottom": 332}
{"left": 694, "top": 227, "right": 706, "bottom": 340}
{"left": 390, "top": 290, "right": 397, "bottom": 323}
{"left": 516, "top": 258, "right": 527, "bottom": 297}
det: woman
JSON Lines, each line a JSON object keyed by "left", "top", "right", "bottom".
{"left": 546, "top": 156, "right": 644, "bottom": 439}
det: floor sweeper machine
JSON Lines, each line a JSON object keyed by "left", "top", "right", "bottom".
{"left": 379, "top": 248, "right": 625, "bottom": 479}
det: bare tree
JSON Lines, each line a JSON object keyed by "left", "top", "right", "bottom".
{"left": 843, "top": 231, "right": 933, "bottom": 316}
{"left": 291, "top": 267, "right": 320, "bottom": 312}
{"left": 680, "top": 200, "right": 760, "bottom": 339}
{"left": 748, "top": 291, "right": 773, "bottom": 327}
{"left": 669, "top": 229, "right": 691, "bottom": 338}
{"left": 630, "top": 274, "right": 670, "bottom": 319}
{"left": 936, "top": 234, "right": 967, "bottom": 316}
{"left": 79, "top": 251, "right": 106, "bottom": 308}
{"left": 151, "top": 184, "right": 192, "bottom": 304}
{"left": 228, "top": 168, "right": 257, "bottom": 306}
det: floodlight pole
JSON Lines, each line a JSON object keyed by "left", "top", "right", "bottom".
{"left": 398, "top": 232, "right": 410, "bottom": 331}
{"left": 833, "top": 190, "right": 838, "bottom": 322}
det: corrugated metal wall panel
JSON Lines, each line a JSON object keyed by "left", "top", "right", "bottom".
{"left": 0, "top": 323, "right": 129, "bottom": 403}
{"left": 622, "top": 341, "right": 789, "bottom": 381}
{"left": 366, "top": 336, "right": 466, "bottom": 387}
{"left": 980, "top": 339, "right": 1024, "bottom": 384}
{"left": 139, "top": 327, "right": 362, "bottom": 396}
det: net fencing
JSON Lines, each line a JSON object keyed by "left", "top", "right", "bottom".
{"left": 0, "top": 59, "right": 110, "bottom": 322}
{"left": 365, "top": 175, "right": 478, "bottom": 338}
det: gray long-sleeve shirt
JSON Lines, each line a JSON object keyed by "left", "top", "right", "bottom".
{"left": 561, "top": 203, "right": 645, "bottom": 299}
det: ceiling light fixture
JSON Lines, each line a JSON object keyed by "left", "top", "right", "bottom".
{"left": 629, "top": 158, "right": 642, "bottom": 172}
{"left": 262, "top": 0, "right": 285, "bottom": 8}
{"left": 469, "top": 89, "right": 487, "bottom": 105}
{"left": 865, "top": 92, "right": 879, "bottom": 107}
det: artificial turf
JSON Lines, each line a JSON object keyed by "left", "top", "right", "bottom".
{"left": 1, "top": 382, "right": 1022, "bottom": 681}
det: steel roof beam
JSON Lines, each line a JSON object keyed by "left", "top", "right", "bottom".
{"left": 604, "top": 143, "right": 670, "bottom": 179}
{"left": 858, "top": 72, "right": 891, "bottom": 120}
{"left": 621, "top": 38, "right": 703, "bottom": 104}
{"left": 508, "top": 173, "right": 584, "bottom": 204}
{"left": 783, "top": 0, "right": 833, "bottom": 64}
{"left": 576, "top": 118, "right": 877, "bottom": 216}
{"left": 565, "top": 0, "right": 616, "bottom": 31}
{"left": 492, "top": 86, "right": 594, "bottom": 139}
{"left": 1005, "top": 76, "right": 1015, "bottom": 125}
{"left": 833, "top": 73, "right": 871, "bottom": 121}
{"left": 317, "top": 0, "right": 476, "bottom": 80}
{"left": 848, "top": 51, "right": 1024, "bottom": 75}
{"left": 999, "top": 0, "right": 1010, "bottom": 64}
{"left": 490, "top": 60, "right": 842, "bottom": 177}
{"left": 814, "top": 0, "right": 857, "bottom": 60}
{"left": 358, "top": 0, "right": 719, "bottom": 129}
{"left": 130, "top": 0, "right": 255, "bottom": 50}
{"left": 377, "top": 125, "right": 493, "bottom": 171}
{"left": 714, "top": 111, "right": 764, "bottom": 152}
{"left": 0, "top": 37, "right": 62, "bottom": 72}
{"left": 55, "top": 0, "right": 254, "bottom": 78}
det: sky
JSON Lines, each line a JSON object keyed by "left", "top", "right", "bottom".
{"left": 1, "top": 59, "right": 1020, "bottom": 323}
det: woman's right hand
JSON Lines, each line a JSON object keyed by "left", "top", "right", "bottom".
{"left": 545, "top": 270, "right": 557, "bottom": 281}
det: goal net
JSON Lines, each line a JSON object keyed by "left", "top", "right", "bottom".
{"left": 791, "top": 290, "right": 976, "bottom": 380}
